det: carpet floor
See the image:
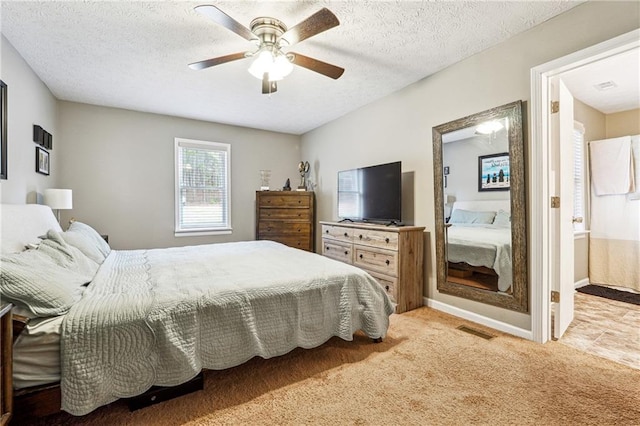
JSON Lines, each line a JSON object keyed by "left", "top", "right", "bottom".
{"left": 577, "top": 284, "right": 640, "bottom": 305}
{"left": 23, "top": 307, "right": 640, "bottom": 426}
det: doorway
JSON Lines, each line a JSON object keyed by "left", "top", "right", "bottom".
{"left": 530, "top": 29, "right": 640, "bottom": 344}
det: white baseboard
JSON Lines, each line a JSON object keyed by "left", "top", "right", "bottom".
{"left": 574, "top": 278, "right": 590, "bottom": 289}
{"left": 424, "top": 297, "right": 533, "bottom": 341}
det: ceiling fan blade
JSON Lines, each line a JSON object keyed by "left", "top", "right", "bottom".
{"left": 280, "top": 8, "right": 339, "bottom": 45}
{"left": 289, "top": 52, "right": 344, "bottom": 79}
{"left": 189, "top": 52, "right": 247, "bottom": 70}
{"left": 262, "top": 73, "right": 277, "bottom": 94}
{"left": 194, "top": 5, "right": 255, "bottom": 41}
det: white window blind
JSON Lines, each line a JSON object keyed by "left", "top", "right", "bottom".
{"left": 572, "top": 122, "right": 585, "bottom": 231}
{"left": 174, "top": 138, "right": 231, "bottom": 235}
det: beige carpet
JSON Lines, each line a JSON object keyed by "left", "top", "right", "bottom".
{"left": 22, "top": 307, "right": 640, "bottom": 425}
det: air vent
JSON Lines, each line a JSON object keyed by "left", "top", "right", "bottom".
{"left": 456, "top": 325, "right": 495, "bottom": 340}
{"left": 593, "top": 81, "right": 617, "bottom": 91}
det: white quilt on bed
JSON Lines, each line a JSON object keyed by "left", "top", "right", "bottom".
{"left": 446, "top": 224, "right": 512, "bottom": 292}
{"left": 60, "top": 240, "right": 394, "bottom": 416}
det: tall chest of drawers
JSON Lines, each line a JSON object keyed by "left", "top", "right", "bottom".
{"left": 256, "top": 191, "right": 315, "bottom": 252}
{"left": 320, "top": 221, "right": 425, "bottom": 313}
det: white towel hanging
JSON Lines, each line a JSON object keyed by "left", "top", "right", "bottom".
{"left": 590, "top": 136, "right": 634, "bottom": 196}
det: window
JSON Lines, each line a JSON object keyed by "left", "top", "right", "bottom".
{"left": 175, "top": 138, "right": 231, "bottom": 235}
{"left": 572, "top": 122, "right": 585, "bottom": 231}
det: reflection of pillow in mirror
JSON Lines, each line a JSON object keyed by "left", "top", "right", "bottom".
{"left": 493, "top": 210, "right": 511, "bottom": 227}
{"left": 449, "top": 209, "right": 496, "bottom": 224}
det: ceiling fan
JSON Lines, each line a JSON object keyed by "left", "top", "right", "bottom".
{"left": 189, "top": 5, "right": 345, "bottom": 94}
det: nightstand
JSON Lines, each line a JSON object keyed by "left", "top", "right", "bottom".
{"left": 0, "top": 303, "right": 13, "bottom": 425}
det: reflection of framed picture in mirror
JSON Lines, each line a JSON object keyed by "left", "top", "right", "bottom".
{"left": 1, "top": 80, "right": 7, "bottom": 180}
{"left": 443, "top": 166, "right": 450, "bottom": 175}
{"left": 36, "top": 146, "right": 50, "bottom": 175}
{"left": 478, "top": 152, "right": 509, "bottom": 192}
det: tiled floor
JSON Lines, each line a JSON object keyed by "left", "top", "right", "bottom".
{"left": 559, "top": 291, "right": 640, "bottom": 370}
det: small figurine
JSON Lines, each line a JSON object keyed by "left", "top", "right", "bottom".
{"left": 298, "top": 161, "right": 310, "bottom": 190}
{"left": 283, "top": 178, "right": 291, "bottom": 191}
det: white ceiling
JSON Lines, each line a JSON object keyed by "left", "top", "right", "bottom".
{"left": 1, "top": 1, "right": 585, "bottom": 135}
{"left": 561, "top": 47, "right": 640, "bottom": 114}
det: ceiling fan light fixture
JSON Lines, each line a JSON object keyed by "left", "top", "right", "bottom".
{"left": 476, "top": 120, "right": 504, "bottom": 135}
{"left": 248, "top": 49, "right": 293, "bottom": 82}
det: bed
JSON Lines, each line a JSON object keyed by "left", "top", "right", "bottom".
{"left": 445, "top": 200, "right": 512, "bottom": 293}
{"left": 0, "top": 203, "right": 394, "bottom": 417}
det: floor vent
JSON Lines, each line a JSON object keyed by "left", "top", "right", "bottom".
{"left": 456, "top": 325, "right": 495, "bottom": 340}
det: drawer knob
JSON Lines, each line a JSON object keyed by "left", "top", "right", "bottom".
{"left": 359, "top": 254, "right": 363, "bottom": 259}
{"left": 344, "top": 251, "right": 348, "bottom": 255}
{"left": 325, "top": 229, "right": 329, "bottom": 234}
{"left": 385, "top": 238, "right": 390, "bottom": 243}
{"left": 344, "top": 232, "right": 348, "bottom": 237}
{"left": 326, "top": 246, "right": 330, "bottom": 251}
{"left": 359, "top": 234, "right": 363, "bottom": 240}
{"left": 385, "top": 260, "right": 390, "bottom": 265}
{"left": 385, "top": 285, "right": 390, "bottom": 291}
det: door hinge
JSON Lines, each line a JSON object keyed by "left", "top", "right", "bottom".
{"left": 551, "top": 101, "right": 559, "bottom": 114}
{"left": 551, "top": 196, "right": 560, "bottom": 208}
{"left": 551, "top": 291, "right": 560, "bottom": 303}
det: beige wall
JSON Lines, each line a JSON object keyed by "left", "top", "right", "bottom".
{"left": 58, "top": 102, "right": 301, "bottom": 249}
{"left": 301, "top": 1, "right": 640, "bottom": 330}
{"left": 606, "top": 108, "right": 640, "bottom": 138}
{"left": 0, "top": 36, "right": 59, "bottom": 204}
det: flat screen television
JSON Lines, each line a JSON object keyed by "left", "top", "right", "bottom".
{"left": 337, "top": 161, "right": 402, "bottom": 224}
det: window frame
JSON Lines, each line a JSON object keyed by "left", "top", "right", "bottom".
{"left": 174, "top": 137, "right": 232, "bottom": 236}
{"left": 572, "top": 121, "right": 586, "bottom": 232}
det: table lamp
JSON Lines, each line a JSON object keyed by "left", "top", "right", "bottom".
{"left": 43, "top": 188, "right": 73, "bottom": 224}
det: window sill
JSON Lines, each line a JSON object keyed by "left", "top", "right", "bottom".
{"left": 175, "top": 228, "right": 232, "bottom": 237}
{"left": 574, "top": 230, "right": 590, "bottom": 240}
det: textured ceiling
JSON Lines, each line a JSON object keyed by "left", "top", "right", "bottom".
{"left": 1, "top": 1, "right": 584, "bottom": 135}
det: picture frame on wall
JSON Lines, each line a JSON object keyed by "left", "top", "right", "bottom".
{"left": 478, "top": 152, "right": 510, "bottom": 192}
{"left": 36, "top": 146, "right": 50, "bottom": 175}
{"left": 1, "top": 80, "right": 7, "bottom": 180}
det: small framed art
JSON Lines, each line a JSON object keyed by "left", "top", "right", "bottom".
{"left": 478, "top": 152, "right": 509, "bottom": 192}
{"left": 36, "top": 146, "right": 50, "bottom": 175}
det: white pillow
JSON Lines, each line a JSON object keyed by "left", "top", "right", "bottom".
{"left": 61, "top": 221, "right": 111, "bottom": 264}
{"left": 493, "top": 210, "right": 511, "bottom": 227}
{"left": 449, "top": 209, "right": 496, "bottom": 224}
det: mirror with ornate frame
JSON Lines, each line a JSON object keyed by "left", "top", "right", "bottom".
{"left": 432, "top": 100, "right": 528, "bottom": 312}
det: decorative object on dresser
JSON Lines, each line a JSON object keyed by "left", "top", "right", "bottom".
{"left": 256, "top": 191, "right": 315, "bottom": 252}
{"left": 0, "top": 303, "right": 13, "bottom": 426}
{"left": 320, "top": 221, "right": 425, "bottom": 313}
{"left": 259, "top": 169, "right": 271, "bottom": 190}
{"left": 298, "top": 161, "right": 310, "bottom": 190}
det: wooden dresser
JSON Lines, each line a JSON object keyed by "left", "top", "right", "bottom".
{"left": 256, "top": 191, "right": 315, "bottom": 252}
{"left": 320, "top": 221, "right": 425, "bottom": 313}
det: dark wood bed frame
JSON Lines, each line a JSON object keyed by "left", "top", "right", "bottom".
{"left": 12, "top": 315, "right": 382, "bottom": 420}
{"left": 11, "top": 315, "right": 204, "bottom": 420}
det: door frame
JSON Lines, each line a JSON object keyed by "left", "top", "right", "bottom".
{"left": 529, "top": 29, "right": 640, "bottom": 343}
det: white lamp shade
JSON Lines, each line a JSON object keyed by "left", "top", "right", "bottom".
{"left": 43, "top": 189, "right": 73, "bottom": 210}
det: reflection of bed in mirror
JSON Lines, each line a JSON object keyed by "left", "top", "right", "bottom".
{"left": 446, "top": 200, "right": 512, "bottom": 293}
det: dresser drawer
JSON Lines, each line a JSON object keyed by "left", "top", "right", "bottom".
{"left": 322, "top": 238, "right": 352, "bottom": 264}
{"left": 353, "top": 245, "right": 398, "bottom": 276}
{"left": 367, "top": 270, "right": 397, "bottom": 302}
{"left": 258, "top": 222, "right": 311, "bottom": 236}
{"left": 321, "top": 224, "right": 353, "bottom": 243}
{"left": 258, "top": 193, "right": 311, "bottom": 208}
{"left": 267, "top": 235, "right": 312, "bottom": 251}
{"left": 352, "top": 228, "right": 398, "bottom": 251}
{"left": 259, "top": 208, "right": 312, "bottom": 221}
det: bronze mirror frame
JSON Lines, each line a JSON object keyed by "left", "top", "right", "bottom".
{"left": 432, "top": 100, "right": 528, "bottom": 312}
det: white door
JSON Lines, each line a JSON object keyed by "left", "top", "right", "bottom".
{"left": 551, "top": 78, "right": 576, "bottom": 340}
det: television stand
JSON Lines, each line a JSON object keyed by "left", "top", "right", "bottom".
{"left": 319, "top": 221, "right": 425, "bottom": 313}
